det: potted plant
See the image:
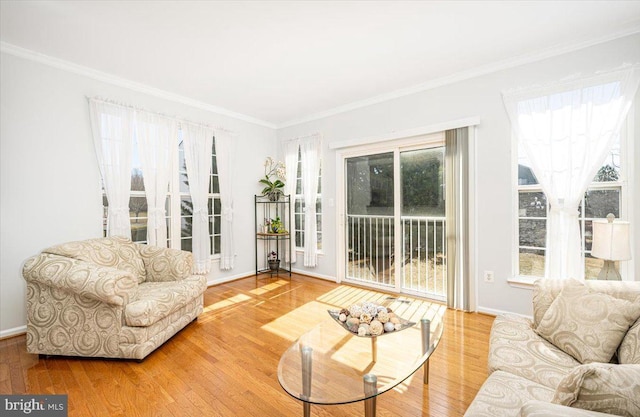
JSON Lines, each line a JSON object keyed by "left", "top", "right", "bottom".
{"left": 268, "top": 251, "right": 280, "bottom": 271}
{"left": 259, "top": 157, "right": 286, "bottom": 201}
{"left": 269, "top": 216, "right": 284, "bottom": 233}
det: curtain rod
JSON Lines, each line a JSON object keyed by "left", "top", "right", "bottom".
{"left": 86, "top": 96, "right": 237, "bottom": 135}
{"left": 282, "top": 132, "right": 322, "bottom": 143}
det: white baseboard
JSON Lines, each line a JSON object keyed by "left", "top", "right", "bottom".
{"left": 0, "top": 325, "right": 26, "bottom": 339}
{"left": 476, "top": 306, "right": 532, "bottom": 320}
{"left": 291, "top": 269, "right": 337, "bottom": 282}
{"left": 206, "top": 270, "right": 255, "bottom": 287}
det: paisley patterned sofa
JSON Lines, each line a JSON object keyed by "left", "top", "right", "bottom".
{"left": 465, "top": 279, "right": 640, "bottom": 417}
{"left": 22, "top": 236, "right": 207, "bottom": 360}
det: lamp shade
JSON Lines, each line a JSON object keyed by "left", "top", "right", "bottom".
{"left": 591, "top": 217, "right": 631, "bottom": 261}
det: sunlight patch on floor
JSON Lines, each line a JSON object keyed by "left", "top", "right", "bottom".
{"left": 248, "top": 279, "right": 290, "bottom": 296}
{"left": 260, "top": 300, "right": 335, "bottom": 342}
{"left": 202, "top": 293, "right": 252, "bottom": 314}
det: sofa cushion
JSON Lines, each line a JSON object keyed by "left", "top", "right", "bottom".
{"left": 489, "top": 314, "right": 580, "bottom": 389}
{"left": 533, "top": 279, "right": 567, "bottom": 328}
{"left": 137, "top": 245, "right": 193, "bottom": 282}
{"left": 533, "top": 279, "right": 640, "bottom": 329}
{"left": 618, "top": 319, "right": 640, "bottom": 364}
{"left": 463, "top": 371, "right": 555, "bottom": 417}
{"left": 44, "top": 236, "right": 147, "bottom": 283}
{"left": 552, "top": 363, "right": 640, "bottom": 417}
{"left": 535, "top": 280, "right": 640, "bottom": 364}
{"left": 124, "top": 275, "right": 207, "bottom": 327}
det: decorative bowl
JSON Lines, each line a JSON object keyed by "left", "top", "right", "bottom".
{"left": 327, "top": 309, "right": 416, "bottom": 338}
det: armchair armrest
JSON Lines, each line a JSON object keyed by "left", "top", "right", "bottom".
{"left": 22, "top": 253, "right": 138, "bottom": 306}
{"left": 137, "top": 245, "right": 193, "bottom": 282}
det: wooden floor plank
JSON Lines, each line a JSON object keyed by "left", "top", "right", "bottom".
{"left": 0, "top": 274, "right": 493, "bottom": 416}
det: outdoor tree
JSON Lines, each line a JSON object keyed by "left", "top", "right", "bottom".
{"left": 129, "top": 170, "right": 147, "bottom": 222}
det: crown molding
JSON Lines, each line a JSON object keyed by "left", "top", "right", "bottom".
{"left": 278, "top": 26, "right": 640, "bottom": 129}
{"left": 3, "top": 23, "right": 639, "bottom": 132}
{"left": 0, "top": 41, "right": 277, "bottom": 129}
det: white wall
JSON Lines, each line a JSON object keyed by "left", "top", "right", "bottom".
{"left": 0, "top": 52, "right": 276, "bottom": 336}
{"left": 2, "top": 34, "right": 639, "bottom": 336}
{"left": 277, "top": 33, "right": 640, "bottom": 317}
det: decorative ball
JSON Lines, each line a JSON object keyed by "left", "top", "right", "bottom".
{"left": 377, "top": 310, "right": 389, "bottom": 324}
{"left": 348, "top": 305, "right": 363, "bottom": 319}
{"left": 369, "top": 320, "right": 384, "bottom": 336}
{"left": 361, "top": 302, "right": 378, "bottom": 317}
{"left": 339, "top": 313, "right": 347, "bottom": 322}
{"left": 358, "top": 323, "right": 371, "bottom": 336}
{"left": 384, "top": 322, "right": 395, "bottom": 332}
{"left": 394, "top": 323, "right": 402, "bottom": 331}
{"left": 360, "top": 313, "right": 372, "bottom": 324}
{"left": 346, "top": 317, "right": 360, "bottom": 332}
{"left": 340, "top": 308, "right": 349, "bottom": 316}
{"left": 376, "top": 305, "right": 387, "bottom": 313}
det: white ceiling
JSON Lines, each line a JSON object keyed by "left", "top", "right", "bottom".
{"left": 2, "top": 1, "right": 640, "bottom": 127}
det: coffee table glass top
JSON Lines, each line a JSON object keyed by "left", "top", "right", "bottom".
{"left": 277, "top": 303, "right": 444, "bottom": 405}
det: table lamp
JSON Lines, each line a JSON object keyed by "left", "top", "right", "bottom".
{"left": 591, "top": 213, "right": 631, "bottom": 280}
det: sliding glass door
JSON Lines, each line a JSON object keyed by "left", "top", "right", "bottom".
{"left": 344, "top": 144, "right": 446, "bottom": 299}
{"left": 346, "top": 152, "right": 395, "bottom": 286}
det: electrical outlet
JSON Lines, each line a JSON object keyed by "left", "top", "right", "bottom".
{"left": 484, "top": 271, "right": 494, "bottom": 283}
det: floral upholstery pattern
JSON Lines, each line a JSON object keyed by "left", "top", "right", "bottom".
{"left": 22, "top": 237, "right": 206, "bottom": 360}
{"left": 535, "top": 280, "right": 640, "bottom": 364}
{"left": 466, "top": 279, "right": 640, "bottom": 417}
{"left": 552, "top": 363, "right": 640, "bottom": 417}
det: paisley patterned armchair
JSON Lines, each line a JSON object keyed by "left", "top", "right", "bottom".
{"left": 22, "top": 236, "right": 207, "bottom": 360}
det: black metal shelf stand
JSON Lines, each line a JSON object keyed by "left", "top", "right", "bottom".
{"left": 255, "top": 195, "right": 292, "bottom": 279}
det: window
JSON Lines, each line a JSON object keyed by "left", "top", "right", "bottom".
{"left": 103, "top": 132, "right": 221, "bottom": 257}
{"left": 293, "top": 147, "right": 322, "bottom": 250}
{"left": 517, "top": 131, "right": 627, "bottom": 279}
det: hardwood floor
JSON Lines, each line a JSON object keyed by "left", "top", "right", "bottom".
{"left": 0, "top": 274, "right": 494, "bottom": 417}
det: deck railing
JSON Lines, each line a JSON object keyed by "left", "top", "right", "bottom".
{"left": 346, "top": 214, "right": 446, "bottom": 298}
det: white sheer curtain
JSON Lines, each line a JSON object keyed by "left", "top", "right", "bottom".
{"left": 182, "top": 122, "right": 214, "bottom": 274}
{"left": 300, "top": 134, "right": 321, "bottom": 267}
{"left": 216, "top": 130, "right": 235, "bottom": 270}
{"left": 136, "top": 111, "right": 176, "bottom": 247}
{"left": 89, "top": 99, "right": 134, "bottom": 239}
{"left": 503, "top": 66, "right": 640, "bottom": 279}
{"left": 283, "top": 139, "right": 299, "bottom": 265}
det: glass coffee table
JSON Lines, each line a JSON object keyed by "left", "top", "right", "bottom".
{"left": 277, "top": 308, "right": 443, "bottom": 417}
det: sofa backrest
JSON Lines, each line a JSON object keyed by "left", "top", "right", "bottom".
{"left": 44, "top": 236, "right": 147, "bottom": 283}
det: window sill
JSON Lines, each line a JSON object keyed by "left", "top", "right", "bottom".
{"left": 507, "top": 276, "right": 540, "bottom": 289}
